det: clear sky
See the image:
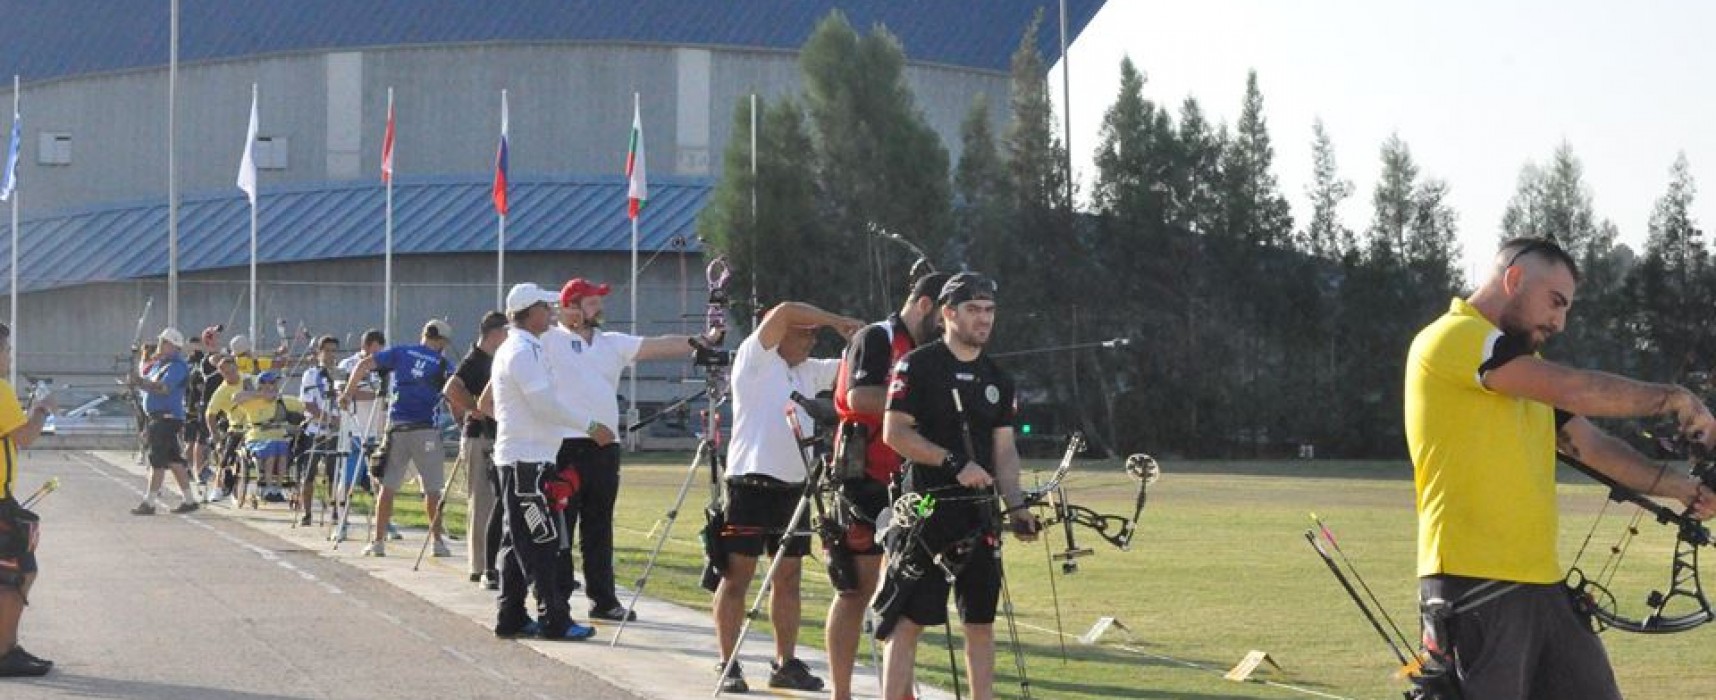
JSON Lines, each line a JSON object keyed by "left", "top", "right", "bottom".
{"left": 1052, "top": 0, "right": 1716, "bottom": 281}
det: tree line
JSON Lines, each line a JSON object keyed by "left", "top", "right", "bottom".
{"left": 698, "top": 11, "right": 1711, "bottom": 459}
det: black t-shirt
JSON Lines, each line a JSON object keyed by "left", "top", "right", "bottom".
{"left": 186, "top": 351, "right": 219, "bottom": 412}
{"left": 845, "top": 313, "right": 912, "bottom": 390}
{"left": 886, "top": 340, "right": 1018, "bottom": 491}
{"left": 454, "top": 343, "right": 498, "bottom": 439}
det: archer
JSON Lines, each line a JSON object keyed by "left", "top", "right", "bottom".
{"left": 1405, "top": 237, "right": 1716, "bottom": 698}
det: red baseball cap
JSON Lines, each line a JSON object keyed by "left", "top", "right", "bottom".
{"left": 560, "top": 278, "right": 611, "bottom": 307}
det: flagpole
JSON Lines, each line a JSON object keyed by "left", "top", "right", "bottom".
{"left": 628, "top": 92, "right": 640, "bottom": 447}
{"left": 248, "top": 83, "right": 258, "bottom": 344}
{"left": 496, "top": 89, "right": 507, "bottom": 310}
{"left": 384, "top": 87, "right": 394, "bottom": 345}
{"left": 749, "top": 92, "right": 757, "bottom": 308}
{"left": 8, "top": 74, "right": 17, "bottom": 390}
{"left": 167, "top": 0, "right": 179, "bottom": 329}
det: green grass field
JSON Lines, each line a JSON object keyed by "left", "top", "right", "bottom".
{"left": 558, "top": 453, "right": 1716, "bottom": 699}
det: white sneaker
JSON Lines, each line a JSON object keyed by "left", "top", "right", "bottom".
{"left": 209, "top": 487, "right": 229, "bottom": 502}
{"left": 361, "top": 540, "right": 385, "bottom": 557}
{"left": 431, "top": 538, "right": 452, "bottom": 558}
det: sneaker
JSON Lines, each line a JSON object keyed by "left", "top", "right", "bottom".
{"left": 715, "top": 661, "right": 749, "bottom": 694}
{"left": 361, "top": 541, "right": 386, "bottom": 557}
{"left": 482, "top": 570, "right": 500, "bottom": 591}
{"left": 170, "top": 501, "right": 199, "bottom": 515}
{"left": 539, "top": 621, "right": 596, "bottom": 642}
{"left": 494, "top": 618, "right": 540, "bottom": 639}
{"left": 589, "top": 604, "right": 637, "bottom": 622}
{"left": 431, "top": 538, "right": 451, "bottom": 558}
{"left": 297, "top": 513, "right": 312, "bottom": 527}
{"left": 263, "top": 489, "right": 287, "bottom": 504}
{"left": 386, "top": 524, "right": 404, "bottom": 541}
{"left": 469, "top": 572, "right": 483, "bottom": 583}
{"left": 130, "top": 502, "right": 156, "bottom": 516}
{"left": 0, "top": 646, "right": 51, "bottom": 677}
{"left": 768, "top": 657, "right": 824, "bottom": 692}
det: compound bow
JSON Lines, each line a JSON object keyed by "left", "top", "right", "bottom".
{"left": 1021, "top": 432, "right": 1160, "bottom": 573}
{"left": 1562, "top": 441, "right": 1716, "bottom": 634}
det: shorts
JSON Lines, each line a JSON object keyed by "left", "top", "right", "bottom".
{"left": 894, "top": 501, "right": 1001, "bottom": 627}
{"left": 146, "top": 417, "right": 186, "bottom": 470}
{"left": 722, "top": 475, "right": 810, "bottom": 558}
{"left": 838, "top": 478, "right": 891, "bottom": 555}
{"left": 246, "top": 439, "right": 291, "bottom": 460}
{"left": 181, "top": 417, "right": 209, "bottom": 445}
{"left": 382, "top": 427, "right": 445, "bottom": 495}
{"left": 1421, "top": 576, "right": 1621, "bottom": 700}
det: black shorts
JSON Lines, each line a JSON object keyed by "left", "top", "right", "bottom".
{"left": 181, "top": 417, "right": 209, "bottom": 445}
{"left": 896, "top": 531, "right": 1000, "bottom": 627}
{"left": 1422, "top": 576, "right": 1620, "bottom": 700}
{"left": 838, "top": 478, "right": 891, "bottom": 555}
{"left": 146, "top": 417, "right": 186, "bottom": 470}
{"left": 722, "top": 475, "right": 810, "bottom": 558}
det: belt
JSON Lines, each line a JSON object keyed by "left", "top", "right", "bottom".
{"left": 388, "top": 422, "right": 435, "bottom": 433}
{"left": 727, "top": 474, "right": 803, "bottom": 491}
{"left": 147, "top": 413, "right": 183, "bottom": 422}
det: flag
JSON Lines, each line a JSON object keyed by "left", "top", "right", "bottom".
{"left": 0, "top": 108, "right": 18, "bottom": 202}
{"left": 380, "top": 92, "right": 395, "bottom": 184}
{"left": 492, "top": 91, "right": 508, "bottom": 216}
{"left": 236, "top": 85, "right": 258, "bottom": 205}
{"left": 625, "top": 95, "right": 647, "bottom": 219}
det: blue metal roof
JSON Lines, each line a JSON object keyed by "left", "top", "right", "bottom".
{"left": 0, "top": 1, "right": 1104, "bottom": 81}
{"left": 7, "top": 176, "right": 711, "bottom": 294}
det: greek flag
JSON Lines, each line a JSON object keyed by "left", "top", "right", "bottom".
{"left": 0, "top": 109, "right": 18, "bottom": 202}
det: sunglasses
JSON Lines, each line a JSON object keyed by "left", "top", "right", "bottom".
{"left": 1503, "top": 239, "right": 1560, "bottom": 270}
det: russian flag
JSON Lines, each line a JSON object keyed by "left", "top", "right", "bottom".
{"left": 492, "top": 91, "right": 509, "bottom": 217}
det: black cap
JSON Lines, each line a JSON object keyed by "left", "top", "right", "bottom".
{"left": 939, "top": 272, "right": 997, "bottom": 306}
{"left": 908, "top": 272, "right": 954, "bottom": 302}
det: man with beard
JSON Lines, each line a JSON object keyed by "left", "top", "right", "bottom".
{"left": 823, "top": 271, "right": 948, "bottom": 700}
{"left": 1405, "top": 237, "right": 1716, "bottom": 699}
{"left": 878, "top": 273, "right": 1037, "bottom": 700}
{"left": 545, "top": 278, "right": 707, "bottom": 621}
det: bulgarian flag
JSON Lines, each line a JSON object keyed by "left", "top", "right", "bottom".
{"left": 625, "top": 94, "right": 647, "bottom": 219}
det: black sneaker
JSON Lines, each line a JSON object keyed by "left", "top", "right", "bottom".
{"left": 494, "top": 618, "right": 541, "bottom": 639}
{"left": 715, "top": 661, "right": 748, "bottom": 694}
{"left": 170, "top": 502, "right": 199, "bottom": 515}
{"left": 0, "top": 646, "right": 51, "bottom": 677}
{"left": 589, "top": 604, "right": 636, "bottom": 622}
{"left": 768, "top": 657, "right": 824, "bottom": 691}
{"left": 130, "top": 502, "right": 156, "bottom": 516}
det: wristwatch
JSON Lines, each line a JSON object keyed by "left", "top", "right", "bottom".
{"left": 940, "top": 451, "right": 962, "bottom": 470}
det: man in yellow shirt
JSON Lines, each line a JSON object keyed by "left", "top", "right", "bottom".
{"left": 1406, "top": 237, "right": 1716, "bottom": 698}
{"left": 204, "top": 355, "right": 247, "bottom": 503}
{"left": 0, "top": 322, "right": 54, "bottom": 676}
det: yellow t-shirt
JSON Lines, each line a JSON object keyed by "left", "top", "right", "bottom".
{"left": 231, "top": 396, "right": 305, "bottom": 443}
{"left": 0, "top": 379, "right": 25, "bottom": 500}
{"left": 1406, "top": 298, "right": 1562, "bottom": 584}
{"left": 205, "top": 382, "right": 242, "bottom": 425}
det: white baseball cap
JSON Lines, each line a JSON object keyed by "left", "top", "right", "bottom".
{"left": 158, "top": 327, "right": 186, "bottom": 347}
{"left": 505, "top": 283, "right": 560, "bottom": 314}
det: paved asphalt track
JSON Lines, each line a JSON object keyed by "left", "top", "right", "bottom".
{"left": 1, "top": 451, "right": 646, "bottom": 700}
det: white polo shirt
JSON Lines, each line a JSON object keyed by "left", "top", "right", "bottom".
{"left": 337, "top": 354, "right": 387, "bottom": 441}
{"left": 299, "top": 365, "right": 337, "bottom": 436}
{"left": 726, "top": 332, "right": 840, "bottom": 483}
{"left": 494, "top": 326, "right": 595, "bottom": 465}
{"left": 542, "top": 324, "right": 642, "bottom": 439}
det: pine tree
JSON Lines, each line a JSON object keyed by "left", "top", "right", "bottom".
{"left": 1302, "top": 118, "right": 1354, "bottom": 259}
{"left": 954, "top": 93, "right": 1009, "bottom": 271}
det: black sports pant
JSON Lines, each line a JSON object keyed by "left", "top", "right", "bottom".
{"left": 496, "top": 461, "right": 573, "bottom": 635}
{"left": 558, "top": 439, "right": 622, "bottom": 610}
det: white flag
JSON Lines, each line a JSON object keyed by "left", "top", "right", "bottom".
{"left": 236, "top": 84, "right": 258, "bottom": 204}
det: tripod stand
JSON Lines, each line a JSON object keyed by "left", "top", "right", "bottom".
{"left": 610, "top": 380, "right": 728, "bottom": 647}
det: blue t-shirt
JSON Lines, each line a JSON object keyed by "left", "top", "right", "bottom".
{"left": 142, "top": 353, "right": 190, "bottom": 419}
{"left": 372, "top": 344, "right": 449, "bottom": 425}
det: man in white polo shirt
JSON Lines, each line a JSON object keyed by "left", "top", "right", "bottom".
{"left": 490, "top": 283, "right": 608, "bottom": 642}
{"left": 711, "top": 301, "right": 861, "bottom": 693}
{"left": 544, "top": 277, "right": 708, "bottom": 622}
